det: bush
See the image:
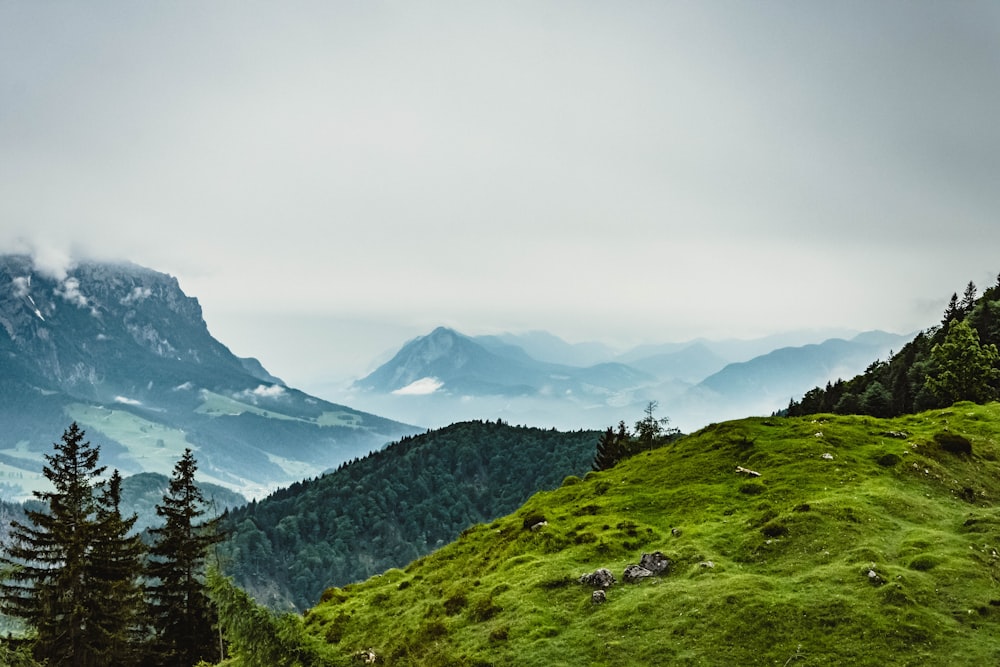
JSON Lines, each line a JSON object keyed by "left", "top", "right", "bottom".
{"left": 876, "top": 453, "right": 902, "bottom": 467}
{"left": 933, "top": 432, "right": 972, "bottom": 456}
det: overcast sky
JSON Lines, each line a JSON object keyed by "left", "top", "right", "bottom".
{"left": 2, "top": 2, "right": 999, "bottom": 392}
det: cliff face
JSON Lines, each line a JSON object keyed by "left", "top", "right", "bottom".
{"left": 0, "top": 255, "right": 417, "bottom": 502}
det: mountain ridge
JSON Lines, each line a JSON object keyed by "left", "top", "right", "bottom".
{"left": 0, "top": 254, "right": 419, "bottom": 502}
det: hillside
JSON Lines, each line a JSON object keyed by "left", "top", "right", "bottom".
{"left": 788, "top": 277, "right": 1000, "bottom": 419}
{"left": 218, "top": 420, "right": 602, "bottom": 610}
{"left": 0, "top": 255, "right": 418, "bottom": 500}
{"left": 217, "top": 403, "right": 1000, "bottom": 665}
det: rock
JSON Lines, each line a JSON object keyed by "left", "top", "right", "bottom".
{"left": 671, "top": 527, "right": 682, "bottom": 537}
{"left": 579, "top": 568, "right": 616, "bottom": 589}
{"left": 698, "top": 560, "right": 715, "bottom": 569}
{"left": 821, "top": 452, "right": 834, "bottom": 460}
{"left": 639, "top": 551, "right": 672, "bottom": 575}
{"left": 591, "top": 589, "right": 607, "bottom": 604}
{"left": 622, "top": 564, "right": 654, "bottom": 583}
{"left": 866, "top": 568, "right": 884, "bottom": 586}
{"left": 529, "top": 520, "right": 548, "bottom": 532}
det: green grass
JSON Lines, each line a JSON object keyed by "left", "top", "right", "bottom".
{"left": 229, "top": 403, "right": 1000, "bottom": 665}
{"left": 196, "top": 390, "right": 362, "bottom": 428}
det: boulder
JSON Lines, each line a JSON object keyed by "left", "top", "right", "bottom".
{"left": 591, "top": 589, "right": 607, "bottom": 604}
{"left": 579, "top": 568, "right": 616, "bottom": 589}
{"left": 622, "top": 564, "right": 654, "bottom": 583}
{"left": 639, "top": 551, "right": 672, "bottom": 575}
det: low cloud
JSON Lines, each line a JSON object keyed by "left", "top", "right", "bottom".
{"left": 114, "top": 396, "right": 142, "bottom": 406}
{"left": 392, "top": 377, "right": 444, "bottom": 396}
{"left": 55, "top": 277, "right": 88, "bottom": 308}
{"left": 241, "top": 384, "right": 287, "bottom": 399}
{"left": 120, "top": 286, "right": 152, "bottom": 305}
{"left": 11, "top": 276, "right": 30, "bottom": 298}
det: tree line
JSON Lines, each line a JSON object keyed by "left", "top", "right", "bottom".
{"left": 0, "top": 423, "right": 223, "bottom": 667}
{"left": 219, "top": 420, "right": 601, "bottom": 610}
{"left": 787, "top": 276, "right": 1000, "bottom": 418}
{"left": 592, "top": 400, "right": 683, "bottom": 471}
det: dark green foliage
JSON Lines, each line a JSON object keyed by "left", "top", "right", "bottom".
{"left": 788, "top": 275, "right": 1000, "bottom": 418}
{"left": 933, "top": 431, "right": 973, "bottom": 456}
{"left": 0, "top": 423, "right": 110, "bottom": 665}
{"left": 592, "top": 424, "right": 628, "bottom": 471}
{"left": 87, "top": 470, "right": 147, "bottom": 666}
{"left": 219, "top": 420, "right": 600, "bottom": 609}
{"left": 876, "top": 453, "right": 902, "bottom": 467}
{"left": 146, "top": 448, "right": 224, "bottom": 667}
{"left": 207, "top": 569, "right": 330, "bottom": 667}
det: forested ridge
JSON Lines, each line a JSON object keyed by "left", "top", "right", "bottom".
{"left": 219, "top": 420, "right": 600, "bottom": 610}
{"left": 788, "top": 275, "right": 1000, "bottom": 418}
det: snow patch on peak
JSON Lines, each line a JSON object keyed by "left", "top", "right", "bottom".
{"left": 392, "top": 377, "right": 444, "bottom": 396}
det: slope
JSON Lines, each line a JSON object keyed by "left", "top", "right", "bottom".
{"left": 219, "top": 420, "right": 602, "bottom": 610}
{"left": 233, "top": 402, "right": 1000, "bottom": 666}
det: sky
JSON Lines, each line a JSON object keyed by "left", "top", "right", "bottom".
{"left": 2, "top": 1, "right": 1000, "bottom": 395}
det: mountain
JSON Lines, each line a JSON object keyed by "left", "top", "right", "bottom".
{"left": 346, "top": 326, "right": 912, "bottom": 433}
{"left": 671, "top": 331, "right": 915, "bottom": 424}
{"left": 215, "top": 403, "right": 1000, "bottom": 665}
{"left": 354, "top": 326, "right": 652, "bottom": 399}
{"left": 476, "top": 330, "right": 617, "bottom": 367}
{"left": 0, "top": 254, "right": 418, "bottom": 502}
{"left": 219, "top": 420, "right": 602, "bottom": 610}
{"left": 788, "top": 277, "right": 1000, "bottom": 418}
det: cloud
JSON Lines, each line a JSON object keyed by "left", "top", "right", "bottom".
{"left": 120, "top": 286, "right": 152, "bottom": 305}
{"left": 54, "top": 277, "right": 89, "bottom": 308}
{"left": 114, "top": 396, "right": 142, "bottom": 406}
{"left": 392, "top": 377, "right": 444, "bottom": 396}
{"left": 242, "top": 384, "right": 287, "bottom": 399}
{"left": 11, "top": 276, "right": 30, "bottom": 298}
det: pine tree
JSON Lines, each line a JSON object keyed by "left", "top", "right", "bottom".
{"left": 147, "top": 448, "right": 224, "bottom": 667}
{"left": 960, "top": 280, "right": 978, "bottom": 315}
{"left": 592, "top": 426, "right": 624, "bottom": 471}
{"left": 88, "top": 470, "right": 147, "bottom": 666}
{"left": 0, "top": 422, "right": 106, "bottom": 665}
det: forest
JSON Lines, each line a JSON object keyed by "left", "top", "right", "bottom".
{"left": 219, "top": 420, "right": 601, "bottom": 609}
{"left": 787, "top": 276, "right": 1000, "bottom": 418}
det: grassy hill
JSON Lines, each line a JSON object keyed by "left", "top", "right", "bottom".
{"left": 217, "top": 402, "right": 1000, "bottom": 665}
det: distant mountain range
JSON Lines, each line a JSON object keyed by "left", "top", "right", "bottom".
{"left": 347, "top": 326, "right": 914, "bottom": 431}
{"left": 0, "top": 255, "right": 418, "bottom": 502}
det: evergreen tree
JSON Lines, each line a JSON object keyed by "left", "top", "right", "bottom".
{"left": 593, "top": 426, "right": 625, "bottom": 471}
{"left": 147, "top": 449, "right": 224, "bottom": 667}
{"left": 960, "top": 281, "right": 978, "bottom": 315}
{"left": 634, "top": 401, "right": 680, "bottom": 451}
{"left": 88, "top": 470, "right": 147, "bottom": 666}
{"left": 942, "top": 292, "right": 961, "bottom": 325}
{"left": 923, "top": 319, "right": 1000, "bottom": 407}
{"left": 0, "top": 422, "right": 106, "bottom": 665}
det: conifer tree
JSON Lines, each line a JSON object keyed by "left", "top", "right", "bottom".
{"left": 0, "top": 422, "right": 106, "bottom": 665}
{"left": 592, "top": 426, "right": 624, "bottom": 471}
{"left": 88, "top": 470, "right": 147, "bottom": 666}
{"left": 146, "top": 448, "right": 224, "bottom": 667}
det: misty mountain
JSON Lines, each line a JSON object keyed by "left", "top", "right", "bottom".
{"left": 475, "top": 330, "right": 618, "bottom": 367}
{"left": 0, "top": 255, "right": 418, "bottom": 502}
{"left": 346, "top": 325, "right": 913, "bottom": 433}
{"left": 671, "top": 331, "right": 915, "bottom": 425}
{"left": 354, "top": 326, "right": 652, "bottom": 397}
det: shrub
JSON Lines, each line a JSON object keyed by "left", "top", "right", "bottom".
{"left": 933, "top": 432, "right": 972, "bottom": 456}
{"left": 876, "top": 453, "right": 902, "bottom": 467}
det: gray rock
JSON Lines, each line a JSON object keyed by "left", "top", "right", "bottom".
{"left": 592, "top": 589, "right": 607, "bottom": 604}
{"left": 579, "top": 568, "right": 616, "bottom": 589}
{"left": 639, "top": 551, "right": 672, "bottom": 575}
{"left": 622, "top": 564, "right": 654, "bottom": 583}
